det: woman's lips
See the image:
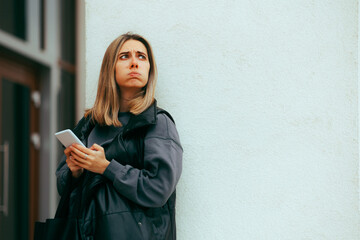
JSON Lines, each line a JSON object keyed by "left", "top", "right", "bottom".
{"left": 128, "top": 72, "right": 140, "bottom": 76}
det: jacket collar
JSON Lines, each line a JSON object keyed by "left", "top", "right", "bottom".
{"left": 74, "top": 100, "right": 158, "bottom": 141}
{"left": 122, "top": 100, "right": 157, "bottom": 137}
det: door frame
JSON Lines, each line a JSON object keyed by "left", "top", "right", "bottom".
{"left": 0, "top": 57, "right": 39, "bottom": 240}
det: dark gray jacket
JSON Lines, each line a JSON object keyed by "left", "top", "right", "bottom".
{"left": 56, "top": 101, "right": 183, "bottom": 240}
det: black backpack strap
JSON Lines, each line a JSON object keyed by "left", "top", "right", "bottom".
{"left": 156, "top": 107, "right": 175, "bottom": 124}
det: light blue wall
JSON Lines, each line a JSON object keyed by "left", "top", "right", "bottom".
{"left": 84, "top": 0, "right": 359, "bottom": 238}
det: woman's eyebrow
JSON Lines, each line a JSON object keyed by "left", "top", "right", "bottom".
{"left": 119, "top": 51, "right": 147, "bottom": 56}
{"left": 118, "top": 51, "right": 129, "bottom": 55}
{"left": 136, "top": 51, "right": 147, "bottom": 57}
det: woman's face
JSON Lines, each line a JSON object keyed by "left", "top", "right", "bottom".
{"left": 115, "top": 39, "right": 150, "bottom": 94}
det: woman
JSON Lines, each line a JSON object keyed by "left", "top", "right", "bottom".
{"left": 55, "top": 33, "right": 183, "bottom": 239}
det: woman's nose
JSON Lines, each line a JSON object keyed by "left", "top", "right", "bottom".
{"left": 130, "top": 56, "right": 138, "bottom": 69}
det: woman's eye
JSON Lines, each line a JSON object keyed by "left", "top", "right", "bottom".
{"left": 119, "top": 55, "right": 128, "bottom": 59}
{"left": 139, "top": 55, "right": 146, "bottom": 60}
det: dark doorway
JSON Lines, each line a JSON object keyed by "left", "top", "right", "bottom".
{"left": 0, "top": 58, "right": 39, "bottom": 240}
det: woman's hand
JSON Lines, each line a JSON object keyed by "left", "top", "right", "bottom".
{"left": 64, "top": 147, "right": 84, "bottom": 178}
{"left": 69, "top": 143, "right": 110, "bottom": 174}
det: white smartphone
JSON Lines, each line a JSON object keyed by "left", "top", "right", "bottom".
{"left": 55, "top": 129, "right": 85, "bottom": 148}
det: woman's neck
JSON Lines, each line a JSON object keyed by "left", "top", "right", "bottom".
{"left": 119, "top": 98, "right": 131, "bottom": 112}
{"left": 119, "top": 89, "right": 140, "bottom": 112}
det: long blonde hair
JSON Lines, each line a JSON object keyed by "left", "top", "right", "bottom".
{"left": 84, "top": 33, "right": 157, "bottom": 126}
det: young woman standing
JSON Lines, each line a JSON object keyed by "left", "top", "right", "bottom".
{"left": 55, "top": 33, "right": 183, "bottom": 239}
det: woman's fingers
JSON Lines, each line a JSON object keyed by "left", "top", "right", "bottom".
{"left": 64, "top": 147, "right": 72, "bottom": 157}
{"left": 64, "top": 147, "right": 85, "bottom": 178}
{"left": 70, "top": 151, "right": 88, "bottom": 165}
{"left": 66, "top": 143, "right": 109, "bottom": 174}
{"left": 71, "top": 144, "right": 92, "bottom": 155}
{"left": 70, "top": 149, "right": 96, "bottom": 169}
{"left": 66, "top": 157, "right": 84, "bottom": 178}
{"left": 67, "top": 156, "right": 80, "bottom": 167}
{"left": 70, "top": 146, "right": 87, "bottom": 159}
{"left": 66, "top": 156, "right": 83, "bottom": 171}
{"left": 70, "top": 144, "right": 95, "bottom": 165}
{"left": 90, "top": 143, "right": 104, "bottom": 152}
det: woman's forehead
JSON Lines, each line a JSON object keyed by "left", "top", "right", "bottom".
{"left": 119, "top": 39, "right": 148, "bottom": 54}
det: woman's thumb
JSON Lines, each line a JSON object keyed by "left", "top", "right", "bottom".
{"left": 91, "top": 143, "right": 103, "bottom": 151}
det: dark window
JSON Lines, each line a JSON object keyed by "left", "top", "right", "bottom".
{"left": 60, "top": 0, "right": 76, "bottom": 64}
{"left": 0, "top": 0, "right": 26, "bottom": 40}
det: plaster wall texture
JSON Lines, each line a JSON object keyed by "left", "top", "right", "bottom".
{"left": 84, "top": 0, "right": 359, "bottom": 239}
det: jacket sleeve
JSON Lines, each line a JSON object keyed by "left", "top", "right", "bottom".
{"left": 56, "top": 154, "right": 72, "bottom": 196}
{"left": 103, "top": 114, "right": 183, "bottom": 208}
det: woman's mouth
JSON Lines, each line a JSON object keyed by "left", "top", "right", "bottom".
{"left": 128, "top": 72, "right": 140, "bottom": 76}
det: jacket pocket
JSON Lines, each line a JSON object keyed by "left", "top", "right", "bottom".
{"left": 144, "top": 207, "right": 171, "bottom": 240}
{"left": 83, "top": 211, "right": 145, "bottom": 240}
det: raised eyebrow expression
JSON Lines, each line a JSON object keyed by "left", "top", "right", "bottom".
{"left": 118, "top": 51, "right": 148, "bottom": 60}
